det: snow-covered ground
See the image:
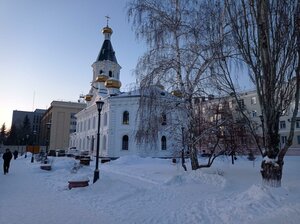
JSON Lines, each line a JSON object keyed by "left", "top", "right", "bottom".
{"left": 0, "top": 154, "right": 299, "bottom": 224}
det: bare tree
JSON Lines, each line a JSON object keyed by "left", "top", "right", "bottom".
{"left": 195, "top": 97, "right": 256, "bottom": 167}
{"left": 222, "top": 0, "right": 300, "bottom": 187}
{"left": 127, "top": 0, "right": 227, "bottom": 170}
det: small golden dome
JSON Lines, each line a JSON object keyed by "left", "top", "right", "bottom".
{"left": 95, "top": 74, "right": 109, "bottom": 82}
{"left": 171, "top": 90, "right": 183, "bottom": 97}
{"left": 85, "top": 94, "right": 93, "bottom": 101}
{"left": 105, "top": 79, "right": 121, "bottom": 89}
{"left": 102, "top": 26, "right": 113, "bottom": 34}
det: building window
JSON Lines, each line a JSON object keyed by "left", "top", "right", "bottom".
{"left": 252, "top": 110, "right": 257, "bottom": 117}
{"left": 296, "top": 120, "right": 300, "bottom": 128}
{"left": 218, "top": 103, "right": 223, "bottom": 110}
{"left": 161, "top": 136, "right": 167, "bottom": 150}
{"left": 297, "top": 136, "right": 300, "bottom": 144}
{"left": 251, "top": 96, "right": 257, "bottom": 105}
{"left": 123, "top": 111, "right": 129, "bottom": 124}
{"left": 161, "top": 113, "right": 167, "bottom": 125}
{"left": 109, "top": 71, "right": 112, "bottom": 77}
{"left": 281, "top": 136, "right": 287, "bottom": 145}
{"left": 122, "top": 135, "right": 129, "bottom": 150}
{"left": 238, "top": 99, "right": 245, "bottom": 110}
{"left": 280, "top": 121, "right": 286, "bottom": 129}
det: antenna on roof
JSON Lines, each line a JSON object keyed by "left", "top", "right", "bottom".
{"left": 105, "top": 15, "right": 110, "bottom": 26}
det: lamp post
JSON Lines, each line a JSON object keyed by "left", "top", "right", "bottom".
{"left": 181, "top": 127, "right": 187, "bottom": 171}
{"left": 93, "top": 100, "right": 104, "bottom": 183}
{"left": 25, "top": 134, "right": 29, "bottom": 158}
{"left": 259, "top": 114, "right": 265, "bottom": 148}
{"left": 45, "top": 122, "right": 51, "bottom": 163}
{"left": 31, "top": 130, "right": 36, "bottom": 163}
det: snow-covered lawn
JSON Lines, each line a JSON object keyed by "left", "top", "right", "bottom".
{"left": 0, "top": 155, "right": 299, "bottom": 224}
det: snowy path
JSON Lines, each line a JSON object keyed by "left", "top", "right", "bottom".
{"left": 1, "top": 156, "right": 300, "bottom": 224}
{"left": 0, "top": 158, "right": 109, "bottom": 224}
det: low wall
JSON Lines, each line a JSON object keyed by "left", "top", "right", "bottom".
{"left": 0, "top": 145, "right": 46, "bottom": 154}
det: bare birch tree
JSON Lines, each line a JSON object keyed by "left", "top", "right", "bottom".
{"left": 127, "top": 0, "right": 227, "bottom": 170}
{"left": 220, "top": 0, "right": 300, "bottom": 187}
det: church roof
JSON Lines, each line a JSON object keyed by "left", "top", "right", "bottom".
{"left": 96, "top": 39, "right": 118, "bottom": 63}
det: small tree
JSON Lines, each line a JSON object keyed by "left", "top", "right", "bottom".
{"left": 0, "top": 123, "right": 7, "bottom": 145}
{"left": 20, "top": 115, "right": 31, "bottom": 144}
{"left": 195, "top": 97, "right": 255, "bottom": 168}
{"left": 6, "top": 123, "right": 19, "bottom": 145}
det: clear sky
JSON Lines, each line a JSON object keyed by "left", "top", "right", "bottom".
{"left": 0, "top": 0, "right": 145, "bottom": 130}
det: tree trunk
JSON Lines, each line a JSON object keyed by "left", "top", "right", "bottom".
{"left": 260, "top": 158, "right": 283, "bottom": 187}
{"left": 190, "top": 146, "right": 199, "bottom": 170}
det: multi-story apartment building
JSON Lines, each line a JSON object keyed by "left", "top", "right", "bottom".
{"left": 196, "top": 90, "right": 300, "bottom": 155}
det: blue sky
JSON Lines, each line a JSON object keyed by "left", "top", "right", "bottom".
{"left": 0, "top": 0, "right": 145, "bottom": 129}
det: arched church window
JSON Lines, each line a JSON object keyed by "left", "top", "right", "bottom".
{"left": 99, "top": 70, "right": 103, "bottom": 74}
{"left": 109, "top": 71, "right": 113, "bottom": 77}
{"left": 104, "top": 112, "right": 108, "bottom": 126}
{"left": 93, "top": 116, "right": 96, "bottom": 129}
{"left": 122, "top": 135, "right": 129, "bottom": 150}
{"left": 161, "top": 136, "right": 167, "bottom": 150}
{"left": 123, "top": 111, "right": 129, "bottom": 125}
{"left": 102, "top": 135, "right": 107, "bottom": 151}
{"left": 161, "top": 113, "right": 167, "bottom": 125}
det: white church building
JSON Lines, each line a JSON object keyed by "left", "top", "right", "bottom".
{"left": 69, "top": 24, "right": 184, "bottom": 159}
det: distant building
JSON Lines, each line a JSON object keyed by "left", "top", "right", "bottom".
{"left": 11, "top": 109, "right": 46, "bottom": 140}
{"left": 41, "top": 101, "right": 86, "bottom": 151}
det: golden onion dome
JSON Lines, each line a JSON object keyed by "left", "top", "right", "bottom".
{"left": 105, "top": 79, "right": 122, "bottom": 89}
{"left": 102, "top": 26, "right": 113, "bottom": 34}
{"left": 84, "top": 94, "right": 93, "bottom": 101}
{"left": 171, "top": 90, "right": 183, "bottom": 97}
{"left": 95, "top": 74, "right": 109, "bottom": 82}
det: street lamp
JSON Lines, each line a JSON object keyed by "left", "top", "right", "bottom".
{"left": 31, "top": 130, "right": 37, "bottom": 163}
{"left": 93, "top": 100, "right": 104, "bottom": 183}
{"left": 25, "top": 134, "right": 29, "bottom": 158}
{"left": 45, "top": 122, "right": 51, "bottom": 163}
{"left": 259, "top": 114, "right": 265, "bottom": 148}
{"left": 181, "top": 127, "right": 187, "bottom": 171}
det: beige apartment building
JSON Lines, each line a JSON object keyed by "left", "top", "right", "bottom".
{"left": 41, "top": 101, "right": 86, "bottom": 151}
{"left": 198, "top": 90, "right": 300, "bottom": 155}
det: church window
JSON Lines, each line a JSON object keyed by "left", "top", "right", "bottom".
{"left": 109, "top": 71, "right": 113, "bottom": 77}
{"left": 161, "top": 113, "right": 167, "bottom": 125}
{"left": 123, "top": 111, "right": 129, "bottom": 124}
{"left": 161, "top": 136, "right": 167, "bottom": 150}
{"left": 93, "top": 116, "right": 96, "bottom": 129}
{"left": 104, "top": 112, "right": 108, "bottom": 126}
{"left": 122, "top": 135, "right": 129, "bottom": 150}
{"left": 99, "top": 70, "right": 103, "bottom": 74}
{"left": 102, "top": 135, "right": 107, "bottom": 151}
